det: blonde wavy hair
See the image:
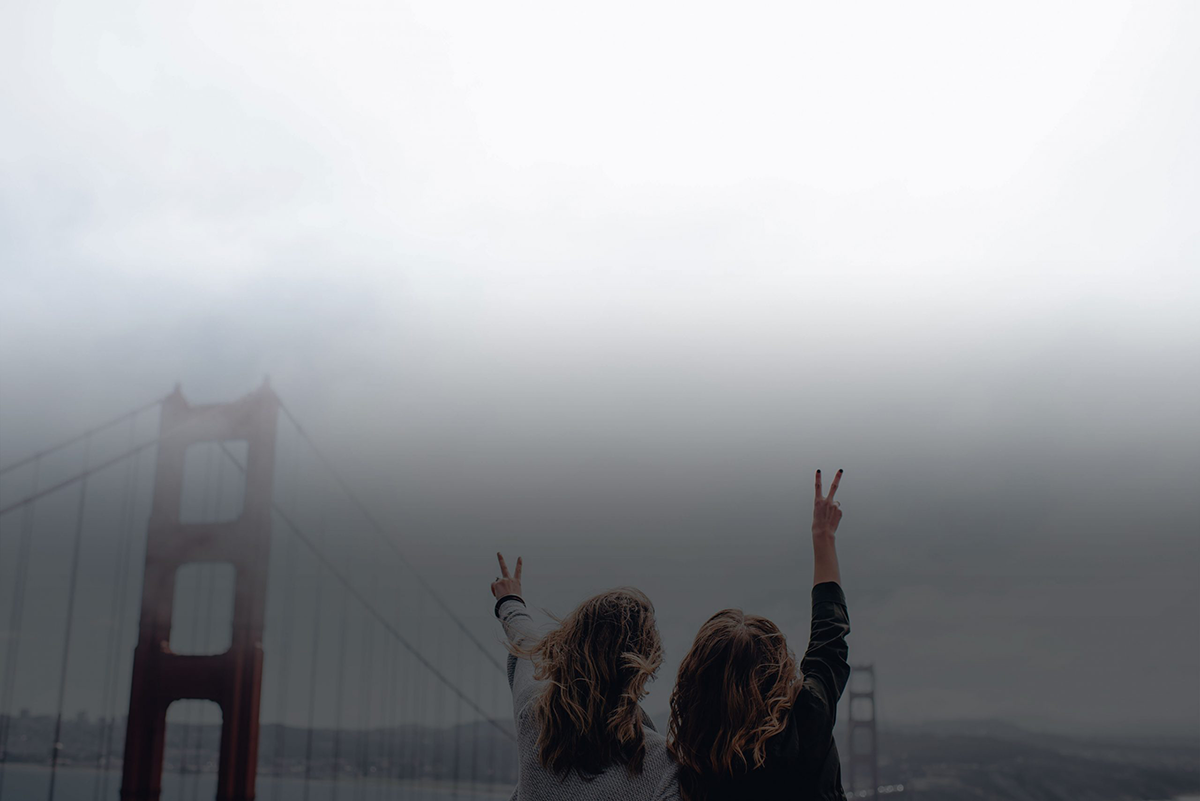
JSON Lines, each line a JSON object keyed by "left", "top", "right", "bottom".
{"left": 509, "top": 587, "right": 664, "bottom": 779}
{"left": 667, "top": 609, "right": 800, "bottom": 801}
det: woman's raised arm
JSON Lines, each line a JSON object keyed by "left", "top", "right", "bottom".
{"left": 491, "top": 552, "right": 543, "bottom": 717}
{"left": 812, "top": 468, "right": 843, "bottom": 586}
{"left": 797, "top": 468, "right": 850, "bottom": 733}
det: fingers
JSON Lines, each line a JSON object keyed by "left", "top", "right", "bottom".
{"left": 515, "top": 556, "right": 523, "bottom": 581}
{"left": 815, "top": 469, "right": 823, "bottom": 500}
{"left": 497, "top": 552, "right": 510, "bottom": 578}
{"left": 827, "top": 469, "right": 843, "bottom": 501}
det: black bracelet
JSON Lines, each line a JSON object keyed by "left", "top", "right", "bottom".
{"left": 494, "top": 594, "right": 525, "bottom": 618}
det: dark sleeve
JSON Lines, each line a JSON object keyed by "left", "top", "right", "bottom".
{"left": 796, "top": 582, "right": 851, "bottom": 734}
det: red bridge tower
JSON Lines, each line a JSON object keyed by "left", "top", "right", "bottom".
{"left": 120, "top": 384, "right": 279, "bottom": 801}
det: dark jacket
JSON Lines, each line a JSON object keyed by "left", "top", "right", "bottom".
{"left": 666, "top": 582, "right": 851, "bottom": 801}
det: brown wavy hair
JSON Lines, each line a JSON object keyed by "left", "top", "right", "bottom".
{"left": 667, "top": 609, "right": 800, "bottom": 801}
{"left": 509, "top": 587, "right": 664, "bottom": 779}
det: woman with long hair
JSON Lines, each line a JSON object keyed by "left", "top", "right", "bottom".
{"left": 663, "top": 468, "right": 852, "bottom": 801}
{"left": 490, "top": 553, "right": 675, "bottom": 800}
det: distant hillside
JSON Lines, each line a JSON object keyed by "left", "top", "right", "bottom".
{"left": 875, "top": 720, "right": 1198, "bottom": 801}
{"left": 2, "top": 712, "right": 1195, "bottom": 800}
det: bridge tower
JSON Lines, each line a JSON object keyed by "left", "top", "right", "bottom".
{"left": 846, "top": 663, "right": 879, "bottom": 798}
{"left": 120, "top": 383, "right": 279, "bottom": 801}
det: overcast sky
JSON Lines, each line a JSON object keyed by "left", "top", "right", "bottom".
{"left": 1, "top": 1, "right": 1198, "bottom": 738}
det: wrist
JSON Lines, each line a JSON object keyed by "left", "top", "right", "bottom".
{"left": 494, "top": 594, "right": 525, "bottom": 618}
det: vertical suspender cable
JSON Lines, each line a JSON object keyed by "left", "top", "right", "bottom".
{"left": 389, "top": 626, "right": 402, "bottom": 801}
{"left": 191, "top": 562, "right": 217, "bottom": 801}
{"left": 355, "top": 591, "right": 368, "bottom": 797}
{"left": 376, "top": 609, "right": 393, "bottom": 801}
{"left": 0, "top": 458, "right": 40, "bottom": 801}
{"left": 452, "top": 632, "right": 463, "bottom": 799}
{"left": 330, "top": 529, "right": 351, "bottom": 801}
{"left": 272, "top": 434, "right": 301, "bottom": 800}
{"left": 301, "top": 512, "right": 327, "bottom": 801}
{"left": 408, "top": 582, "right": 431, "bottom": 800}
{"left": 271, "top": 527, "right": 297, "bottom": 798}
{"left": 436, "top": 625, "right": 448, "bottom": 791}
{"left": 402, "top": 651, "right": 415, "bottom": 800}
{"left": 471, "top": 633, "right": 482, "bottom": 792}
{"left": 99, "top": 433, "right": 152, "bottom": 801}
{"left": 46, "top": 436, "right": 92, "bottom": 801}
{"left": 486, "top": 653, "right": 498, "bottom": 789}
{"left": 92, "top": 417, "right": 138, "bottom": 801}
{"left": 378, "top": 634, "right": 389, "bottom": 801}
{"left": 383, "top": 634, "right": 397, "bottom": 801}
{"left": 394, "top": 583, "right": 411, "bottom": 801}
{"left": 398, "top": 643, "right": 408, "bottom": 800}
{"left": 355, "top": 541, "right": 380, "bottom": 801}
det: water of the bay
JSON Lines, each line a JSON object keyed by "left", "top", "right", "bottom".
{"left": 1, "top": 764, "right": 511, "bottom": 800}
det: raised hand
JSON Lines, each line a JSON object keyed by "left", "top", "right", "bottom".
{"left": 491, "top": 552, "right": 523, "bottom": 599}
{"left": 812, "top": 468, "right": 844, "bottom": 540}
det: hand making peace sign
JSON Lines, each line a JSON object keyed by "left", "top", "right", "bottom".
{"left": 491, "top": 552, "right": 523, "bottom": 599}
{"left": 812, "top": 468, "right": 844, "bottom": 540}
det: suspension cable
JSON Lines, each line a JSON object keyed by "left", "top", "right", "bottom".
{"left": 2, "top": 395, "right": 253, "bottom": 521}
{"left": 277, "top": 402, "right": 504, "bottom": 673}
{"left": 274, "top": 489, "right": 515, "bottom": 740}
{"left": 216, "top": 443, "right": 515, "bottom": 741}
{"left": 0, "top": 396, "right": 163, "bottom": 477}
{"left": 0, "top": 439, "right": 159, "bottom": 519}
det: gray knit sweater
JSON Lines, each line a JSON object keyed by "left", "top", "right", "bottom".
{"left": 496, "top": 597, "right": 677, "bottom": 801}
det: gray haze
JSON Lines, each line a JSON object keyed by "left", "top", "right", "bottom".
{"left": 1, "top": 1, "right": 1198, "bottom": 738}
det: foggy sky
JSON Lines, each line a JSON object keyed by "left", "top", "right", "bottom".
{"left": 1, "top": 1, "right": 1198, "bottom": 738}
